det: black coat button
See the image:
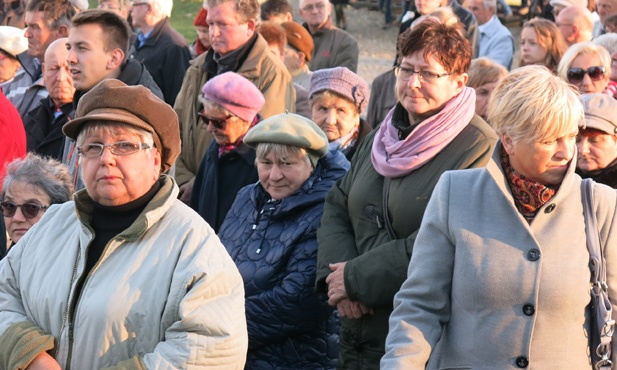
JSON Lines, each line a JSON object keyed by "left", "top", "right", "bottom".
{"left": 527, "top": 249, "right": 540, "bottom": 261}
{"left": 522, "top": 304, "right": 535, "bottom": 316}
{"left": 544, "top": 204, "right": 556, "bottom": 213}
{"left": 516, "top": 356, "right": 529, "bottom": 368}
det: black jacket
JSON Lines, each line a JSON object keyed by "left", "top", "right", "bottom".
{"left": 129, "top": 17, "right": 191, "bottom": 106}
{"left": 24, "top": 97, "right": 72, "bottom": 160}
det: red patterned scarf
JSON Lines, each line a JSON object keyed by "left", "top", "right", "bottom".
{"left": 501, "top": 148, "right": 558, "bottom": 224}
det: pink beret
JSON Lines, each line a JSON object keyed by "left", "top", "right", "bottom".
{"left": 201, "top": 72, "right": 265, "bottom": 122}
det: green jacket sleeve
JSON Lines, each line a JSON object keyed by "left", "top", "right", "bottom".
{"left": 0, "top": 321, "right": 55, "bottom": 370}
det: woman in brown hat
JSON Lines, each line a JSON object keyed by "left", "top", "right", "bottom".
{"left": 0, "top": 79, "right": 248, "bottom": 369}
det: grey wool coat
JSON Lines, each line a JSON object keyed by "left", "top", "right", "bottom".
{"left": 382, "top": 142, "right": 617, "bottom": 369}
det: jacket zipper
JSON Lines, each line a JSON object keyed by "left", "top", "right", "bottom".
{"left": 54, "top": 248, "right": 81, "bottom": 358}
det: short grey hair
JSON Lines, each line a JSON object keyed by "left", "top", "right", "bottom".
{"left": 594, "top": 33, "right": 617, "bottom": 55}
{"left": 141, "top": 0, "right": 173, "bottom": 17}
{"left": 483, "top": 0, "right": 497, "bottom": 10}
{"left": 255, "top": 142, "right": 315, "bottom": 168}
{"left": 2, "top": 153, "right": 73, "bottom": 205}
{"left": 75, "top": 121, "right": 155, "bottom": 148}
{"left": 204, "top": 0, "right": 260, "bottom": 23}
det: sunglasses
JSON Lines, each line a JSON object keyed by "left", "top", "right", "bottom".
{"left": 0, "top": 201, "right": 49, "bottom": 219}
{"left": 567, "top": 66, "right": 606, "bottom": 83}
{"left": 198, "top": 112, "right": 233, "bottom": 129}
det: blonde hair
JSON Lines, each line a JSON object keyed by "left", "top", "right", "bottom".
{"left": 467, "top": 57, "right": 508, "bottom": 89}
{"left": 488, "top": 65, "right": 583, "bottom": 143}
{"left": 556, "top": 41, "right": 611, "bottom": 81}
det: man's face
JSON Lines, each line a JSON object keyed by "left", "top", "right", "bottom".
{"left": 466, "top": 0, "right": 493, "bottom": 25}
{"left": 24, "top": 11, "right": 59, "bottom": 60}
{"left": 67, "top": 24, "right": 115, "bottom": 91}
{"left": 597, "top": 0, "right": 617, "bottom": 24}
{"left": 555, "top": 10, "right": 576, "bottom": 43}
{"left": 206, "top": 1, "right": 255, "bottom": 56}
{"left": 98, "top": 0, "right": 130, "bottom": 19}
{"left": 299, "top": 0, "right": 331, "bottom": 29}
{"left": 129, "top": 1, "right": 150, "bottom": 30}
{"left": 43, "top": 42, "right": 74, "bottom": 105}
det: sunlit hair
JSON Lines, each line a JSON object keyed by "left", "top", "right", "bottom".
{"left": 488, "top": 65, "right": 583, "bottom": 143}
{"left": 205, "top": 0, "right": 260, "bottom": 24}
{"left": 467, "top": 57, "right": 508, "bottom": 89}
{"left": 398, "top": 18, "right": 471, "bottom": 75}
{"left": 557, "top": 42, "right": 611, "bottom": 82}
{"left": 255, "top": 142, "right": 314, "bottom": 168}
{"left": 593, "top": 33, "right": 617, "bottom": 55}
{"left": 2, "top": 153, "right": 73, "bottom": 205}
{"left": 517, "top": 18, "right": 568, "bottom": 71}
{"left": 26, "top": 0, "right": 76, "bottom": 31}
{"left": 72, "top": 9, "right": 131, "bottom": 54}
{"left": 142, "top": 0, "right": 173, "bottom": 18}
{"left": 410, "top": 7, "right": 460, "bottom": 29}
{"left": 259, "top": 21, "right": 287, "bottom": 55}
{"left": 75, "top": 121, "right": 155, "bottom": 148}
{"left": 309, "top": 90, "right": 364, "bottom": 115}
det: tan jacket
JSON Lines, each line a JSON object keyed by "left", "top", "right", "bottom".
{"left": 174, "top": 34, "right": 295, "bottom": 186}
{"left": 382, "top": 143, "right": 617, "bottom": 369}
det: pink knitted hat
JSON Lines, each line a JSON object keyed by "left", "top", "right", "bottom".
{"left": 201, "top": 72, "right": 265, "bottom": 122}
{"left": 309, "top": 67, "right": 369, "bottom": 113}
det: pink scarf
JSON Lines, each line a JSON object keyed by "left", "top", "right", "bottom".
{"left": 371, "top": 87, "right": 476, "bottom": 178}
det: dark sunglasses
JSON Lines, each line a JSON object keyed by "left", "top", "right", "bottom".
{"left": 198, "top": 112, "right": 232, "bottom": 129}
{"left": 0, "top": 201, "right": 49, "bottom": 219}
{"left": 567, "top": 66, "right": 606, "bottom": 83}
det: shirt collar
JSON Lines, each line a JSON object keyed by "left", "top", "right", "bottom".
{"left": 479, "top": 15, "right": 498, "bottom": 34}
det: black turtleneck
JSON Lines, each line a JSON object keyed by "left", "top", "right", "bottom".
{"left": 576, "top": 157, "right": 617, "bottom": 189}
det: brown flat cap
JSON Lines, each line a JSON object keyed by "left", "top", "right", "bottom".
{"left": 280, "top": 21, "right": 314, "bottom": 62}
{"left": 63, "top": 79, "right": 180, "bottom": 173}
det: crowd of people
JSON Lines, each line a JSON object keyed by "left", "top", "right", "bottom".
{"left": 1, "top": 0, "right": 617, "bottom": 368}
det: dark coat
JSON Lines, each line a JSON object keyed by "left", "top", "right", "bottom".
{"left": 342, "top": 119, "right": 372, "bottom": 161}
{"left": 218, "top": 151, "right": 350, "bottom": 369}
{"left": 24, "top": 97, "right": 72, "bottom": 160}
{"left": 129, "top": 17, "right": 191, "bottom": 106}
{"left": 576, "top": 157, "right": 617, "bottom": 189}
{"left": 190, "top": 141, "right": 258, "bottom": 233}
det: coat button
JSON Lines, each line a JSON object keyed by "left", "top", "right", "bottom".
{"left": 544, "top": 204, "right": 556, "bottom": 213}
{"left": 522, "top": 304, "right": 535, "bottom": 316}
{"left": 515, "top": 356, "right": 529, "bottom": 368}
{"left": 527, "top": 249, "right": 540, "bottom": 261}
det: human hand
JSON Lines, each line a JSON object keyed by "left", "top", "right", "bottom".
{"left": 178, "top": 181, "right": 193, "bottom": 205}
{"left": 26, "top": 353, "right": 61, "bottom": 370}
{"left": 326, "top": 262, "right": 348, "bottom": 306}
{"left": 336, "top": 298, "right": 374, "bottom": 319}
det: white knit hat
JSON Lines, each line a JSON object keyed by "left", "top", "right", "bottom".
{"left": 0, "top": 26, "right": 27, "bottom": 58}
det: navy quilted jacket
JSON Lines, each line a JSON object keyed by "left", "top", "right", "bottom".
{"left": 219, "top": 151, "right": 350, "bottom": 369}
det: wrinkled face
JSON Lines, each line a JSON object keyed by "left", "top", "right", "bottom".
{"left": 311, "top": 94, "right": 360, "bottom": 142}
{"left": 201, "top": 108, "right": 250, "bottom": 145}
{"left": 577, "top": 130, "right": 617, "bottom": 171}
{"left": 67, "top": 24, "right": 115, "bottom": 91}
{"left": 80, "top": 126, "right": 161, "bottom": 206}
{"left": 98, "top": 0, "right": 129, "bottom": 19}
{"left": 0, "top": 51, "right": 21, "bottom": 83}
{"left": 473, "top": 80, "right": 500, "bottom": 121}
{"left": 195, "top": 25, "right": 211, "bottom": 49}
{"left": 520, "top": 27, "right": 548, "bottom": 66}
{"left": 43, "top": 45, "right": 74, "bottom": 105}
{"left": 207, "top": 2, "right": 254, "bottom": 56}
{"left": 467, "top": 0, "right": 493, "bottom": 25}
{"left": 396, "top": 51, "right": 466, "bottom": 121}
{"left": 24, "top": 11, "right": 59, "bottom": 60}
{"left": 129, "top": 1, "right": 150, "bottom": 30}
{"left": 503, "top": 131, "right": 578, "bottom": 185}
{"left": 299, "top": 0, "right": 331, "bottom": 29}
{"left": 3, "top": 181, "right": 50, "bottom": 243}
{"left": 415, "top": 0, "right": 442, "bottom": 15}
{"left": 568, "top": 53, "right": 609, "bottom": 94}
{"left": 597, "top": 0, "right": 617, "bottom": 24}
{"left": 257, "top": 150, "right": 313, "bottom": 199}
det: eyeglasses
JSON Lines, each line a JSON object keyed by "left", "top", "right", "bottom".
{"left": 131, "top": 2, "right": 149, "bottom": 7}
{"left": 301, "top": 2, "right": 326, "bottom": 11}
{"left": 77, "top": 141, "right": 151, "bottom": 158}
{"left": 198, "top": 112, "right": 233, "bottom": 129}
{"left": 567, "top": 66, "right": 606, "bottom": 83}
{"left": 1, "top": 201, "right": 49, "bottom": 218}
{"left": 394, "top": 65, "right": 452, "bottom": 82}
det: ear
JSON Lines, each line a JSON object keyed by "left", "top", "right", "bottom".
{"left": 107, "top": 49, "right": 125, "bottom": 70}
{"left": 153, "top": 149, "right": 162, "bottom": 177}
{"left": 500, "top": 132, "right": 515, "bottom": 155}
{"left": 56, "top": 25, "right": 69, "bottom": 38}
{"left": 246, "top": 19, "right": 256, "bottom": 35}
{"left": 285, "top": 12, "right": 293, "bottom": 22}
{"left": 454, "top": 72, "right": 468, "bottom": 92}
{"left": 297, "top": 51, "right": 307, "bottom": 66}
{"left": 571, "top": 24, "right": 579, "bottom": 37}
